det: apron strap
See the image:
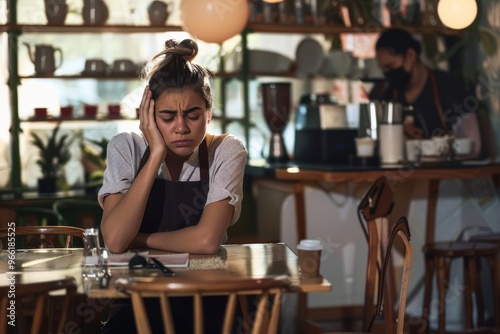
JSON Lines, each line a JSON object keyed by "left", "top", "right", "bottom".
{"left": 391, "top": 68, "right": 448, "bottom": 133}
{"left": 198, "top": 138, "right": 209, "bottom": 182}
{"left": 428, "top": 68, "right": 448, "bottom": 133}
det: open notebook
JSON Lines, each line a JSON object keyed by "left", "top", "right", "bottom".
{"left": 107, "top": 251, "right": 189, "bottom": 268}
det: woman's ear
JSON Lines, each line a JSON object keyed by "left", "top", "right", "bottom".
{"left": 207, "top": 109, "right": 212, "bottom": 124}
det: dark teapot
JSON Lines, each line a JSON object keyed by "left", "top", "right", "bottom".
{"left": 82, "top": 0, "right": 109, "bottom": 25}
{"left": 148, "top": 1, "right": 169, "bottom": 26}
{"left": 23, "top": 43, "right": 63, "bottom": 75}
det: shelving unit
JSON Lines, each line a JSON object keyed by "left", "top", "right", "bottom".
{"left": 2, "top": 0, "right": 462, "bottom": 197}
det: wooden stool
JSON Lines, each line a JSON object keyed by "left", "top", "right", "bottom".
{"left": 470, "top": 232, "right": 500, "bottom": 329}
{"left": 422, "top": 241, "right": 500, "bottom": 334}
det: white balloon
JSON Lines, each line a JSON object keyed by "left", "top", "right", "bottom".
{"left": 180, "top": 0, "right": 250, "bottom": 44}
{"left": 437, "top": 0, "right": 477, "bottom": 30}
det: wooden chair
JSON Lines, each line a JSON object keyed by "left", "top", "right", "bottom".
{"left": 0, "top": 277, "right": 77, "bottom": 334}
{"left": 53, "top": 199, "right": 103, "bottom": 247}
{"left": 12, "top": 206, "right": 60, "bottom": 226}
{"left": 0, "top": 225, "right": 85, "bottom": 248}
{"left": 326, "top": 216, "right": 413, "bottom": 334}
{"left": 422, "top": 236, "right": 500, "bottom": 334}
{"left": 53, "top": 199, "right": 103, "bottom": 230}
{"left": 357, "top": 176, "right": 396, "bottom": 333}
{"left": 117, "top": 276, "right": 291, "bottom": 334}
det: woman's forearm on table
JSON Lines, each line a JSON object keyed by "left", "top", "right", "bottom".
{"left": 146, "top": 201, "right": 234, "bottom": 254}
{"left": 101, "top": 154, "right": 163, "bottom": 253}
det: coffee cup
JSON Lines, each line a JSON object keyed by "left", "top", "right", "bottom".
{"left": 421, "top": 136, "right": 449, "bottom": 157}
{"left": 107, "top": 104, "right": 121, "bottom": 117}
{"left": 60, "top": 106, "right": 73, "bottom": 118}
{"left": 112, "top": 59, "right": 135, "bottom": 73}
{"left": 34, "top": 107, "right": 48, "bottom": 118}
{"left": 355, "top": 137, "right": 376, "bottom": 157}
{"left": 84, "top": 59, "right": 108, "bottom": 74}
{"left": 84, "top": 105, "right": 98, "bottom": 118}
{"left": 297, "top": 239, "right": 323, "bottom": 282}
{"left": 405, "top": 139, "right": 421, "bottom": 162}
{"left": 453, "top": 138, "right": 472, "bottom": 155}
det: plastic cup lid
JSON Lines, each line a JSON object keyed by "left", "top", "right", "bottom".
{"left": 297, "top": 239, "right": 323, "bottom": 250}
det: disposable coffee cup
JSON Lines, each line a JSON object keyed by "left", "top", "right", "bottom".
{"left": 297, "top": 239, "right": 323, "bottom": 281}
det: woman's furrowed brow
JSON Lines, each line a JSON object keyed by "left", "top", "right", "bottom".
{"left": 158, "top": 106, "right": 203, "bottom": 114}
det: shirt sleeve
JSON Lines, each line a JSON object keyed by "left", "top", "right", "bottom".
{"left": 97, "top": 132, "right": 144, "bottom": 208}
{"left": 206, "top": 135, "right": 248, "bottom": 225}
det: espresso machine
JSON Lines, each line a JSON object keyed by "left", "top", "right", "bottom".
{"left": 293, "top": 93, "right": 357, "bottom": 164}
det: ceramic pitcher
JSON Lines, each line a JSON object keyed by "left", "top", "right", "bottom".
{"left": 44, "top": 0, "right": 68, "bottom": 25}
{"left": 23, "top": 43, "right": 63, "bottom": 75}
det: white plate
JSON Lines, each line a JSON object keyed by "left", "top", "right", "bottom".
{"left": 295, "top": 37, "right": 324, "bottom": 75}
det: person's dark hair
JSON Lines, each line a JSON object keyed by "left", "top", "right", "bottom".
{"left": 375, "top": 28, "right": 421, "bottom": 57}
{"left": 141, "top": 39, "right": 214, "bottom": 109}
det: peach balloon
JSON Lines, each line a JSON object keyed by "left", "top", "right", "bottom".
{"left": 180, "top": 0, "right": 249, "bottom": 44}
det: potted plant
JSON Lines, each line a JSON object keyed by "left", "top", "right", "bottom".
{"left": 81, "top": 137, "right": 108, "bottom": 194}
{"left": 31, "top": 124, "right": 75, "bottom": 193}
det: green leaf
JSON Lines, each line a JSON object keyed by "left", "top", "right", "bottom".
{"left": 422, "top": 34, "right": 439, "bottom": 64}
{"left": 479, "top": 28, "right": 498, "bottom": 57}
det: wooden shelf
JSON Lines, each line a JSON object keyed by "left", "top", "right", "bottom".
{"left": 0, "top": 23, "right": 463, "bottom": 36}
{"left": 0, "top": 24, "right": 183, "bottom": 33}
{"left": 20, "top": 73, "right": 141, "bottom": 80}
{"left": 246, "top": 22, "right": 463, "bottom": 36}
{"left": 21, "top": 116, "right": 138, "bottom": 122}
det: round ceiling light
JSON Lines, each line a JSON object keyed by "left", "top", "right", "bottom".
{"left": 437, "top": 0, "right": 478, "bottom": 30}
{"left": 180, "top": 0, "right": 249, "bottom": 44}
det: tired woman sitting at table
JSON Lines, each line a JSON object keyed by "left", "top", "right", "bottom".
{"left": 98, "top": 38, "right": 247, "bottom": 255}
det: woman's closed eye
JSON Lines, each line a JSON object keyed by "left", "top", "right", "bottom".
{"left": 160, "top": 114, "right": 201, "bottom": 122}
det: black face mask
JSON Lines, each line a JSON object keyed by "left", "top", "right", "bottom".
{"left": 384, "top": 67, "right": 411, "bottom": 87}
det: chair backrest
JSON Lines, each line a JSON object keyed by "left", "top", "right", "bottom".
{"left": 53, "top": 199, "right": 103, "bottom": 230}
{"left": 0, "top": 225, "right": 85, "bottom": 248}
{"left": 357, "top": 176, "right": 395, "bottom": 332}
{"left": 0, "top": 277, "right": 77, "bottom": 334}
{"left": 367, "top": 216, "right": 412, "bottom": 334}
{"left": 13, "top": 206, "right": 60, "bottom": 226}
{"left": 117, "top": 276, "right": 291, "bottom": 334}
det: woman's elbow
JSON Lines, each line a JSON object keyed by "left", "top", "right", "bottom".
{"left": 102, "top": 228, "right": 128, "bottom": 254}
{"left": 196, "top": 234, "right": 223, "bottom": 254}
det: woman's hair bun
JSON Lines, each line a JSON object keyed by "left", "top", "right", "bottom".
{"left": 179, "top": 39, "right": 198, "bottom": 62}
{"left": 163, "top": 38, "right": 198, "bottom": 62}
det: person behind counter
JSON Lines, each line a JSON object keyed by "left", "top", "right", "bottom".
{"left": 99, "top": 38, "right": 247, "bottom": 255}
{"left": 369, "top": 28, "right": 481, "bottom": 157}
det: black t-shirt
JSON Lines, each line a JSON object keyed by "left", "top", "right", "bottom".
{"left": 369, "top": 69, "right": 470, "bottom": 138}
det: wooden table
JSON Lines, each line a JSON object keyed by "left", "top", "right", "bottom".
{"left": 246, "top": 159, "right": 500, "bottom": 332}
{"left": 247, "top": 159, "right": 500, "bottom": 245}
{"left": 0, "top": 243, "right": 331, "bottom": 332}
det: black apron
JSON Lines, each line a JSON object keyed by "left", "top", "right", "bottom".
{"left": 393, "top": 68, "right": 448, "bottom": 137}
{"left": 138, "top": 138, "right": 209, "bottom": 233}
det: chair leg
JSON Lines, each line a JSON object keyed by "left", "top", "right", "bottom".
{"left": 486, "top": 254, "right": 500, "bottom": 329}
{"left": 436, "top": 256, "right": 451, "bottom": 334}
{"left": 422, "top": 254, "right": 435, "bottom": 334}
{"left": 463, "top": 256, "right": 475, "bottom": 329}
{"left": 472, "top": 256, "right": 485, "bottom": 328}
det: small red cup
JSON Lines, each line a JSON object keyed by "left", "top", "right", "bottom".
{"left": 34, "top": 107, "right": 47, "bottom": 118}
{"left": 84, "top": 105, "right": 98, "bottom": 118}
{"left": 60, "top": 106, "right": 73, "bottom": 118}
{"left": 108, "top": 104, "right": 121, "bottom": 118}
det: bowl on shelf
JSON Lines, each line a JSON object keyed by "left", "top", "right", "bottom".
{"left": 225, "top": 48, "right": 293, "bottom": 74}
{"left": 82, "top": 59, "right": 108, "bottom": 75}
